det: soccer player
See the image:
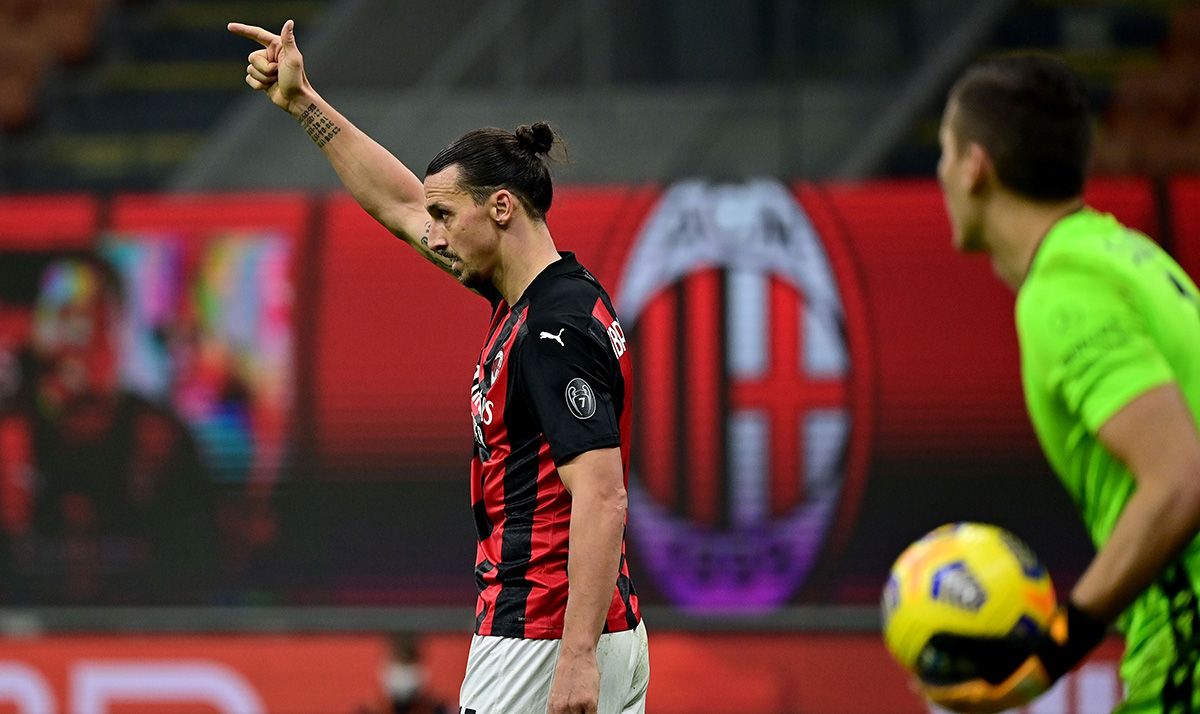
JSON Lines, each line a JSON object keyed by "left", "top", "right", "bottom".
{"left": 923, "top": 53, "right": 1200, "bottom": 713}
{"left": 228, "top": 20, "right": 648, "bottom": 714}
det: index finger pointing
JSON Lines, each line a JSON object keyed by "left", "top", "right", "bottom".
{"left": 227, "top": 22, "right": 278, "bottom": 47}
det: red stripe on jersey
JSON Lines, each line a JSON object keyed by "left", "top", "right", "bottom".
{"left": 606, "top": 548, "right": 640, "bottom": 632}
{"left": 636, "top": 290, "right": 675, "bottom": 507}
{"left": 521, "top": 439, "right": 570, "bottom": 631}
{"left": 684, "top": 269, "right": 722, "bottom": 526}
{"left": 471, "top": 303, "right": 528, "bottom": 636}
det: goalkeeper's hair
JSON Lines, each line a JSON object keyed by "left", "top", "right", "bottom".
{"left": 949, "top": 53, "right": 1092, "bottom": 202}
{"left": 425, "top": 122, "right": 560, "bottom": 222}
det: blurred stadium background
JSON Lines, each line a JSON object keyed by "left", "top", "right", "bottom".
{"left": 0, "top": 0, "right": 1198, "bottom": 712}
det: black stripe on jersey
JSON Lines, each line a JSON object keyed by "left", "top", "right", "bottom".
{"left": 474, "top": 558, "right": 495, "bottom": 594}
{"left": 474, "top": 560, "right": 493, "bottom": 633}
{"left": 617, "top": 553, "right": 639, "bottom": 630}
{"left": 1159, "top": 562, "right": 1200, "bottom": 713}
{"left": 480, "top": 305, "right": 525, "bottom": 395}
{"left": 473, "top": 499, "right": 492, "bottom": 540}
{"left": 491, "top": 323, "right": 540, "bottom": 638}
{"left": 474, "top": 599, "right": 489, "bottom": 635}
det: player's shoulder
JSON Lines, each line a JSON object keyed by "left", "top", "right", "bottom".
{"left": 1016, "top": 259, "right": 1115, "bottom": 340}
{"left": 1035, "top": 209, "right": 1163, "bottom": 280}
{"left": 522, "top": 256, "right": 610, "bottom": 333}
{"left": 1020, "top": 214, "right": 1144, "bottom": 312}
{"left": 1016, "top": 223, "right": 1150, "bottom": 346}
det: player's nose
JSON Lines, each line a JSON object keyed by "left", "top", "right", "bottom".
{"left": 426, "top": 224, "right": 449, "bottom": 251}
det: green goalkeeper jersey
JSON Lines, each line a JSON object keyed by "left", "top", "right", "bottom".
{"left": 1016, "top": 208, "right": 1200, "bottom": 711}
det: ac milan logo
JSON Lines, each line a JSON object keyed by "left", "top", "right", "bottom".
{"left": 617, "top": 179, "right": 872, "bottom": 610}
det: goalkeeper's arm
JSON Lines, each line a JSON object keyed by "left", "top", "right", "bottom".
{"left": 924, "top": 382, "right": 1200, "bottom": 713}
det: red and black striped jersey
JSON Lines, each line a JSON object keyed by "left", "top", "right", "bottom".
{"left": 469, "top": 253, "right": 640, "bottom": 639}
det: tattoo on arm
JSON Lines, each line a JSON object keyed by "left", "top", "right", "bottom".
{"left": 298, "top": 103, "right": 341, "bottom": 148}
{"left": 417, "top": 220, "right": 448, "bottom": 266}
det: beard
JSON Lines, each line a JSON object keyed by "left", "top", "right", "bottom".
{"left": 448, "top": 256, "right": 492, "bottom": 294}
{"left": 459, "top": 269, "right": 492, "bottom": 293}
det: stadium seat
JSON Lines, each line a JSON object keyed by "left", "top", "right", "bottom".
{"left": 1168, "top": 3, "right": 1200, "bottom": 59}
{"left": 1093, "top": 2, "right": 1200, "bottom": 178}
{"left": 38, "top": 0, "right": 108, "bottom": 65}
{"left": 0, "top": 18, "right": 51, "bottom": 131}
{"left": 0, "top": 0, "right": 108, "bottom": 132}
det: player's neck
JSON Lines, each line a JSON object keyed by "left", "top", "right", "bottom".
{"left": 491, "top": 221, "right": 561, "bottom": 305}
{"left": 985, "top": 193, "right": 1084, "bottom": 291}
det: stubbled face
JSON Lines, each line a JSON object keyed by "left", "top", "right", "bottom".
{"left": 423, "top": 166, "right": 499, "bottom": 292}
{"left": 937, "top": 101, "right": 986, "bottom": 253}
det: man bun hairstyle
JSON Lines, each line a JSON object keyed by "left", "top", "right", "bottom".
{"left": 426, "top": 122, "right": 560, "bottom": 221}
{"left": 515, "top": 122, "right": 555, "bottom": 155}
{"left": 949, "top": 52, "right": 1092, "bottom": 202}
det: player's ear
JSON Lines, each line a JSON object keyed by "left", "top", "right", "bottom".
{"left": 491, "top": 190, "right": 515, "bottom": 227}
{"left": 964, "top": 142, "right": 992, "bottom": 194}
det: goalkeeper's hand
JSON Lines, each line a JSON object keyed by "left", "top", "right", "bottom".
{"left": 918, "top": 602, "right": 1107, "bottom": 714}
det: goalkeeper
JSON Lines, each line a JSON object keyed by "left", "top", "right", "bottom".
{"left": 927, "top": 52, "right": 1200, "bottom": 714}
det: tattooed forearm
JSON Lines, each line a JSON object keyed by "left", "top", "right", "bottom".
{"left": 298, "top": 103, "right": 341, "bottom": 148}
{"left": 416, "top": 220, "right": 455, "bottom": 272}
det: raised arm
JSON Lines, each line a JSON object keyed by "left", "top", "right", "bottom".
{"left": 228, "top": 20, "right": 453, "bottom": 277}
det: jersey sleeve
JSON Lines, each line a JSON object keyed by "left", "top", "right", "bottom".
{"left": 516, "top": 316, "right": 621, "bottom": 464}
{"left": 1017, "top": 264, "right": 1175, "bottom": 434}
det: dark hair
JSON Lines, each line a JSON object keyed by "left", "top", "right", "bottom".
{"left": 949, "top": 53, "right": 1092, "bottom": 201}
{"left": 425, "top": 122, "right": 559, "bottom": 221}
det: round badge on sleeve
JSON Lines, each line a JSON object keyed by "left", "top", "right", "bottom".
{"left": 565, "top": 378, "right": 597, "bottom": 419}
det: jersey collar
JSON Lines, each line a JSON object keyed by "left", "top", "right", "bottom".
{"left": 1023, "top": 205, "right": 1091, "bottom": 285}
{"left": 513, "top": 252, "right": 579, "bottom": 306}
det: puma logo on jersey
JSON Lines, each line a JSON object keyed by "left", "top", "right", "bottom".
{"left": 539, "top": 328, "right": 565, "bottom": 346}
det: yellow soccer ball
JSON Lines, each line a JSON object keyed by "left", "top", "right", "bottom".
{"left": 881, "top": 522, "right": 1057, "bottom": 685}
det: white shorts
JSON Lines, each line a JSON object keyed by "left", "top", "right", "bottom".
{"left": 458, "top": 620, "right": 649, "bottom": 714}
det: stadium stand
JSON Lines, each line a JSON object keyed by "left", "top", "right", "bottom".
{"left": 2, "top": 0, "right": 1197, "bottom": 188}
{"left": 1093, "top": 3, "right": 1200, "bottom": 176}
{"left": 0, "top": 0, "right": 328, "bottom": 189}
{"left": 0, "top": 0, "right": 106, "bottom": 131}
{"left": 885, "top": 0, "right": 1200, "bottom": 178}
